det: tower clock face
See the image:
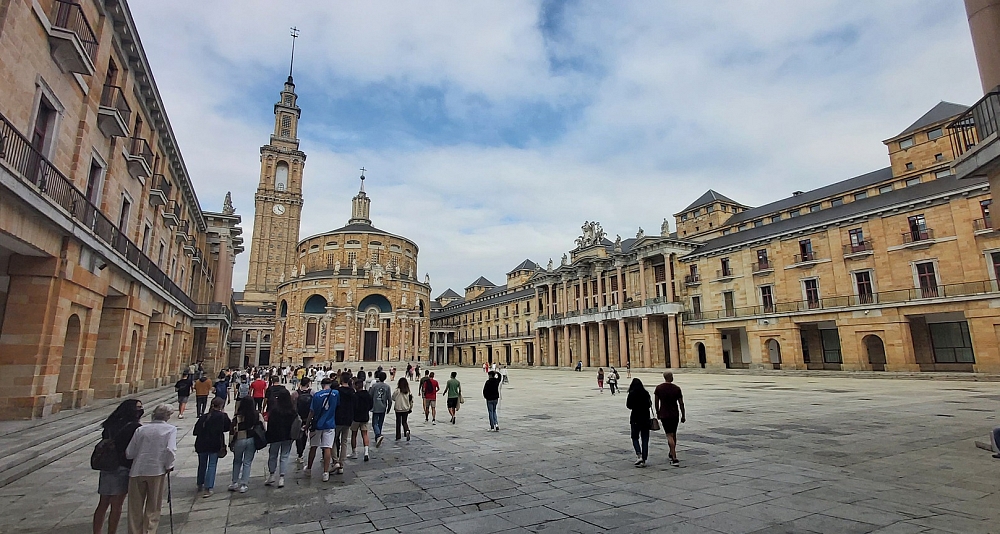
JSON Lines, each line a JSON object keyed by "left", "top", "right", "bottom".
{"left": 272, "top": 204, "right": 286, "bottom": 215}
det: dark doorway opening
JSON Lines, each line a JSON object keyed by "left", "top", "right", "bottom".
{"left": 697, "top": 343, "right": 707, "bottom": 368}
{"left": 259, "top": 349, "right": 271, "bottom": 367}
{"left": 487, "top": 346, "right": 493, "bottom": 365}
{"left": 363, "top": 331, "right": 378, "bottom": 362}
{"left": 864, "top": 335, "right": 886, "bottom": 371}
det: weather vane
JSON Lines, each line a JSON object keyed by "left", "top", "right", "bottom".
{"left": 288, "top": 26, "right": 300, "bottom": 78}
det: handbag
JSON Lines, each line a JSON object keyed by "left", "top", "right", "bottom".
{"left": 251, "top": 421, "right": 268, "bottom": 451}
{"left": 649, "top": 405, "right": 660, "bottom": 431}
{"left": 218, "top": 441, "right": 228, "bottom": 458}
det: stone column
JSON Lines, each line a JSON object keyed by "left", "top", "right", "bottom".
{"left": 965, "top": 0, "right": 1000, "bottom": 93}
{"left": 598, "top": 321, "right": 608, "bottom": 366}
{"left": 563, "top": 325, "right": 571, "bottom": 367}
{"left": 667, "top": 314, "right": 680, "bottom": 368}
{"left": 580, "top": 323, "right": 589, "bottom": 366}
{"left": 638, "top": 259, "right": 647, "bottom": 304}
{"left": 547, "top": 327, "right": 555, "bottom": 367}
{"left": 641, "top": 316, "right": 651, "bottom": 368}
{"left": 615, "top": 266, "right": 625, "bottom": 305}
{"left": 533, "top": 328, "right": 540, "bottom": 366}
{"left": 617, "top": 318, "right": 628, "bottom": 367}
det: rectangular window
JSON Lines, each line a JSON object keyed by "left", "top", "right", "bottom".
{"left": 280, "top": 114, "right": 292, "bottom": 137}
{"left": 854, "top": 191, "right": 868, "bottom": 201}
{"left": 86, "top": 159, "right": 104, "bottom": 205}
{"left": 935, "top": 153, "right": 945, "bottom": 162}
{"left": 821, "top": 329, "right": 842, "bottom": 363}
{"left": 809, "top": 204, "right": 821, "bottom": 213}
{"left": 691, "top": 296, "right": 702, "bottom": 317}
{"left": 756, "top": 249, "right": 769, "bottom": 270}
{"left": 118, "top": 196, "right": 131, "bottom": 234}
{"left": 722, "top": 291, "right": 735, "bottom": 317}
{"left": 905, "top": 162, "right": 914, "bottom": 171}
{"left": 158, "top": 242, "right": 166, "bottom": 267}
{"left": 305, "top": 322, "right": 317, "bottom": 346}
{"left": 720, "top": 258, "right": 731, "bottom": 277}
{"left": 981, "top": 199, "right": 992, "bottom": 221}
{"left": 753, "top": 220, "right": 763, "bottom": 228}
{"left": 142, "top": 224, "right": 151, "bottom": 254}
{"left": 848, "top": 228, "right": 865, "bottom": 252}
{"left": 907, "top": 214, "right": 928, "bottom": 242}
{"left": 798, "top": 239, "right": 813, "bottom": 262}
{"left": 855, "top": 271, "right": 874, "bottom": 304}
{"left": 905, "top": 177, "right": 920, "bottom": 187}
{"left": 760, "top": 285, "right": 774, "bottom": 313}
{"left": 916, "top": 262, "right": 938, "bottom": 297}
{"left": 935, "top": 169, "right": 952, "bottom": 179}
{"left": 32, "top": 98, "right": 57, "bottom": 155}
{"left": 927, "top": 128, "right": 944, "bottom": 140}
{"left": 771, "top": 215, "right": 782, "bottom": 223}
{"left": 789, "top": 209, "right": 800, "bottom": 218}
{"left": 899, "top": 137, "right": 914, "bottom": 149}
{"left": 804, "top": 279, "right": 820, "bottom": 309}
{"left": 879, "top": 184, "right": 893, "bottom": 194}
{"left": 928, "top": 322, "right": 975, "bottom": 363}
{"left": 992, "top": 252, "right": 1000, "bottom": 285}
{"left": 830, "top": 197, "right": 843, "bottom": 207}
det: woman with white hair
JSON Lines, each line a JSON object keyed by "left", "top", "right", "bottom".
{"left": 125, "top": 403, "right": 177, "bottom": 534}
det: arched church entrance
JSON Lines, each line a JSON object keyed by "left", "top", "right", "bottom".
{"left": 358, "top": 294, "right": 392, "bottom": 362}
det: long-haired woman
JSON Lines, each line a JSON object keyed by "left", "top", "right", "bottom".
{"left": 264, "top": 388, "right": 296, "bottom": 488}
{"left": 93, "top": 399, "right": 143, "bottom": 534}
{"left": 625, "top": 378, "right": 652, "bottom": 467}
{"left": 228, "top": 396, "right": 259, "bottom": 493}
{"left": 392, "top": 378, "right": 413, "bottom": 441}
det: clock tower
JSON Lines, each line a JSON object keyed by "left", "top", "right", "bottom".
{"left": 243, "top": 73, "right": 305, "bottom": 304}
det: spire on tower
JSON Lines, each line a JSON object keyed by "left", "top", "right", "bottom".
{"left": 349, "top": 168, "right": 372, "bottom": 226}
{"left": 359, "top": 167, "right": 366, "bottom": 192}
{"left": 288, "top": 26, "right": 300, "bottom": 84}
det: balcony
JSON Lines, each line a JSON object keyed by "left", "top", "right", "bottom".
{"left": 162, "top": 201, "right": 180, "bottom": 227}
{"left": 148, "top": 174, "right": 170, "bottom": 206}
{"left": 194, "top": 302, "right": 232, "bottom": 325}
{"left": 751, "top": 261, "right": 773, "bottom": 275}
{"left": 174, "top": 220, "right": 190, "bottom": 244}
{"left": 97, "top": 85, "right": 131, "bottom": 138}
{"left": 47, "top": 0, "right": 97, "bottom": 75}
{"left": 950, "top": 90, "right": 1000, "bottom": 180}
{"left": 684, "top": 273, "right": 701, "bottom": 286}
{"left": 125, "top": 137, "right": 153, "bottom": 180}
{"left": 182, "top": 239, "right": 195, "bottom": 256}
{"left": 715, "top": 268, "right": 737, "bottom": 281}
{"left": 901, "top": 228, "right": 934, "bottom": 248}
{"left": 788, "top": 251, "right": 822, "bottom": 268}
{"left": 843, "top": 240, "right": 874, "bottom": 258}
{"left": 973, "top": 217, "right": 993, "bottom": 235}
{"left": 192, "top": 248, "right": 203, "bottom": 264}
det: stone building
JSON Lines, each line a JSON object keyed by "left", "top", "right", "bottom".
{"left": 0, "top": 0, "right": 243, "bottom": 418}
{"left": 433, "top": 102, "right": 1000, "bottom": 374}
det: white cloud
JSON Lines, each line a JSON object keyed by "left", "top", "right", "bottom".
{"left": 128, "top": 0, "right": 983, "bottom": 297}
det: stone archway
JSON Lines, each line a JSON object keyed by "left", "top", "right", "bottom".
{"left": 864, "top": 334, "right": 887, "bottom": 371}
{"left": 696, "top": 342, "right": 707, "bottom": 368}
{"left": 56, "top": 314, "right": 82, "bottom": 408}
{"left": 766, "top": 338, "right": 781, "bottom": 369}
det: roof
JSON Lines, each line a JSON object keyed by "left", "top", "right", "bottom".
{"left": 431, "top": 284, "right": 536, "bottom": 319}
{"left": 895, "top": 101, "right": 968, "bottom": 138}
{"left": 506, "top": 259, "right": 538, "bottom": 274}
{"left": 685, "top": 173, "right": 989, "bottom": 257}
{"left": 722, "top": 167, "right": 893, "bottom": 227}
{"left": 299, "top": 222, "right": 417, "bottom": 247}
{"left": 436, "top": 288, "right": 462, "bottom": 300}
{"left": 465, "top": 276, "right": 496, "bottom": 289}
{"left": 680, "top": 190, "right": 744, "bottom": 213}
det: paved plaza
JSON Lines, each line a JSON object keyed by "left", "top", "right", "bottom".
{"left": 0, "top": 368, "right": 998, "bottom": 533}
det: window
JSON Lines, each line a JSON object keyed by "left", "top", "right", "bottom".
{"left": 899, "top": 137, "right": 914, "bottom": 149}
{"left": 771, "top": 215, "right": 782, "bottom": 223}
{"left": 86, "top": 158, "right": 105, "bottom": 205}
{"left": 854, "top": 191, "right": 868, "bottom": 201}
{"left": 830, "top": 197, "right": 843, "bottom": 207}
{"left": 680, "top": 214, "right": 687, "bottom": 221}
{"left": 905, "top": 162, "right": 914, "bottom": 171}
{"left": 753, "top": 220, "right": 763, "bottom": 228}
{"left": 118, "top": 195, "right": 131, "bottom": 234}
{"left": 927, "top": 127, "right": 944, "bottom": 140}
{"left": 348, "top": 251, "right": 357, "bottom": 265}
{"left": 691, "top": 296, "right": 702, "bottom": 318}
{"left": 722, "top": 229, "right": 730, "bottom": 236}
{"left": 982, "top": 199, "right": 993, "bottom": 224}
{"left": 879, "top": 184, "right": 893, "bottom": 194}
{"left": 928, "top": 322, "right": 975, "bottom": 363}
{"left": 821, "top": 329, "right": 842, "bottom": 363}
{"left": 991, "top": 252, "right": 1000, "bottom": 286}
{"left": 720, "top": 258, "right": 732, "bottom": 277}
{"left": 905, "top": 177, "right": 920, "bottom": 187}
{"left": 722, "top": 291, "right": 735, "bottom": 317}
{"left": 935, "top": 153, "right": 944, "bottom": 162}
{"left": 848, "top": 228, "right": 865, "bottom": 252}
{"left": 798, "top": 239, "right": 814, "bottom": 262}
{"left": 280, "top": 114, "right": 292, "bottom": 137}
{"left": 756, "top": 249, "right": 769, "bottom": 270}
{"left": 707, "top": 205, "right": 715, "bottom": 213}
{"left": 855, "top": 271, "right": 874, "bottom": 304}
{"left": 31, "top": 97, "right": 57, "bottom": 156}
{"left": 803, "top": 279, "right": 820, "bottom": 308}
{"left": 275, "top": 162, "right": 288, "bottom": 191}
{"left": 158, "top": 242, "right": 166, "bottom": 267}
{"left": 907, "top": 214, "right": 928, "bottom": 241}
{"left": 142, "top": 224, "right": 151, "bottom": 254}
{"left": 935, "top": 169, "right": 952, "bottom": 179}
{"left": 305, "top": 321, "right": 317, "bottom": 346}
{"left": 760, "top": 285, "right": 774, "bottom": 313}
{"left": 789, "top": 209, "right": 800, "bottom": 218}
{"left": 916, "top": 262, "right": 938, "bottom": 297}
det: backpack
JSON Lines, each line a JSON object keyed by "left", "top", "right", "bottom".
{"left": 90, "top": 437, "right": 119, "bottom": 471}
{"left": 239, "top": 382, "right": 250, "bottom": 399}
{"left": 296, "top": 389, "right": 313, "bottom": 419}
{"left": 423, "top": 379, "right": 435, "bottom": 397}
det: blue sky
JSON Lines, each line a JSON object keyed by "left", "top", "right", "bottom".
{"left": 129, "top": 1, "right": 983, "bottom": 296}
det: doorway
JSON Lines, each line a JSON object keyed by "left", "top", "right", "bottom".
{"left": 766, "top": 339, "right": 781, "bottom": 369}
{"left": 363, "top": 331, "right": 378, "bottom": 362}
{"left": 487, "top": 346, "right": 493, "bottom": 365}
{"left": 697, "top": 343, "right": 707, "bottom": 368}
{"left": 259, "top": 349, "right": 271, "bottom": 367}
{"left": 505, "top": 345, "right": 512, "bottom": 366}
{"left": 864, "top": 335, "right": 886, "bottom": 371}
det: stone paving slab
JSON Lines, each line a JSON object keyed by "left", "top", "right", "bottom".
{"left": 0, "top": 367, "right": 998, "bottom": 533}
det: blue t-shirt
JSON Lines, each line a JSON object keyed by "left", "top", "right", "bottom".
{"left": 311, "top": 388, "right": 339, "bottom": 430}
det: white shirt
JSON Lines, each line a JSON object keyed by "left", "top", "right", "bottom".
{"left": 315, "top": 370, "right": 327, "bottom": 382}
{"left": 125, "top": 420, "right": 177, "bottom": 477}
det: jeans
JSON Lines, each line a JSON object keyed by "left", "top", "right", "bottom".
{"left": 630, "top": 424, "right": 649, "bottom": 461}
{"left": 395, "top": 411, "right": 410, "bottom": 440}
{"left": 231, "top": 437, "right": 256, "bottom": 485}
{"left": 372, "top": 412, "right": 386, "bottom": 438}
{"left": 197, "top": 452, "right": 219, "bottom": 490}
{"left": 196, "top": 396, "right": 208, "bottom": 416}
{"left": 267, "top": 440, "right": 292, "bottom": 475}
{"left": 486, "top": 399, "right": 499, "bottom": 428}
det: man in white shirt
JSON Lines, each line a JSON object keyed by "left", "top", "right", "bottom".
{"left": 125, "top": 404, "right": 177, "bottom": 534}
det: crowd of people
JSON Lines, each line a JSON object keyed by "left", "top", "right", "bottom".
{"left": 91, "top": 361, "right": 687, "bottom": 533}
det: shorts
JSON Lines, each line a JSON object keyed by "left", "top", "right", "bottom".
{"left": 423, "top": 399, "right": 436, "bottom": 410}
{"left": 660, "top": 416, "right": 680, "bottom": 434}
{"left": 350, "top": 421, "right": 369, "bottom": 432}
{"left": 97, "top": 466, "right": 130, "bottom": 496}
{"left": 310, "top": 429, "right": 335, "bottom": 448}
{"left": 177, "top": 395, "right": 189, "bottom": 405}
{"left": 447, "top": 397, "right": 458, "bottom": 409}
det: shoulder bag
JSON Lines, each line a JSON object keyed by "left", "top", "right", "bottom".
{"left": 649, "top": 404, "right": 660, "bottom": 431}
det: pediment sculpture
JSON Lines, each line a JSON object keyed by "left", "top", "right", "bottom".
{"left": 575, "top": 221, "right": 607, "bottom": 249}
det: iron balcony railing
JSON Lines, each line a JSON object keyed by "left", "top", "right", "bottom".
{"left": 973, "top": 217, "right": 993, "bottom": 232}
{"left": 128, "top": 136, "right": 154, "bottom": 169}
{"left": 902, "top": 228, "right": 934, "bottom": 244}
{"left": 717, "top": 268, "right": 735, "bottom": 279}
{"left": 751, "top": 261, "right": 772, "bottom": 273}
{"left": 0, "top": 110, "right": 196, "bottom": 312}
{"left": 193, "top": 302, "right": 232, "bottom": 324}
{"left": 793, "top": 252, "right": 816, "bottom": 263}
{"left": 682, "top": 280, "right": 998, "bottom": 322}
{"left": 52, "top": 0, "right": 97, "bottom": 60}
{"left": 843, "top": 240, "right": 874, "bottom": 255}
{"left": 684, "top": 273, "right": 701, "bottom": 284}
{"left": 99, "top": 85, "right": 131, "bottom": 125}
{"left": 948, "top": 90, "right": 998, "bottom": 159}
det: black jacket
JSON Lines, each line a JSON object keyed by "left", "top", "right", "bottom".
{"left": 265, "top": 410, "right": 296, "bottom": 443}
{"left": 483, "top": 377, "right": 501, "bottom": 401}
{"left": 625, "top": 388, "right": 652, "bottom": 428}
{"left": 335, "top": 386, "right": 356, "bottom": 426}
{"left": 105, "top": 421, "right": 140, "bottom": 468}
{"left": 353, "top": 390, "right": 373, "bottom": 423}
{"left": 193, "top": 410, "right": 231, "bottom": 453}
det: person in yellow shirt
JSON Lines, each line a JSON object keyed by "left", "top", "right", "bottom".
{"left": 193, "top": 375, "right": 213, "bottom": 417}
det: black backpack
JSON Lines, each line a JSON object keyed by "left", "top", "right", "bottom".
{"left": 91, "top": 437, "right": 119, "bottom": 471}
{"left": 296, "top": 389, "right": 313, "bottom": 419}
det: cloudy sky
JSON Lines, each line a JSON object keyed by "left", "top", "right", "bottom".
{"left": 130, "top": 0, "right": 983, "bottom": 297}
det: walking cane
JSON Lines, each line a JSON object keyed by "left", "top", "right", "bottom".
{"left": 166, "top": 470, "right": 174, "bottom": 534}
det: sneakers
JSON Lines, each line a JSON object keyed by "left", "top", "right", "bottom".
{"left": 321, "top": 472, "right": 329, "bottom": 482}
{"left": 432, "top": 419, "right": 437, "bottom": 424}
{"left": 451, "top": 416, "right": 456, "bottom": 424}
{"left": 238, "top": 484, "right": 248, "bottom": 493}
{"left": 495, "top": 426, "right": 500, "bottom": 432}
{"left": 670, "top": 458, "right": 680, "bottom": 466}
{"left": 197, "top": 484, "right": 204, "bottom": 491}
{"left": 178, "top": 414, "right": 184, "bottom": 419}
{"left": 634, "top": 456, "right": 643, "bottom": 466}
{"left": 636, "top": 460, "right": 646, "bottom": 468}
{"left": 349, "top": 449, "right": 357, "bottom": 459}
{"left": 364, "top": 453, "right": 370, "bottom": 462}
{"left": 375, "top": 435, "right": 384, "bottom": 447}
{"left": 336, "top": 466, "right": 344, "bottom": 475}
{"left": 405, "top": 431, "right": 411, "bottom": 441}
{"left": 227, "top": 483, "right": 240, "bottom": 492}
{"left": 264, "top": 473, "right": 275, "bottom": 486}
{"left": 202, "top": 489, "right": 212, "bottom": 498}
{"left": 277, "top": 476, "right": 285, "bottom": 488}
{"left": 295, "top": 456, "right": 303, "bottom": 464}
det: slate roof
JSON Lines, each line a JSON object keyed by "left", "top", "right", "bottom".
{"left": 466, "top": 276, "right": 495, "bottom": 289}
{"left": 895, "top": 101, "right": 968, "bottom": 138}
{"left": 430, "top": 284, "right": 536, "bottom": 319}
{"left": 722, "top": 167, "right": 893, "bottom": 227}
{"left": 436, "top": 288, "right": 462, "bottom": 301}
{"left": 685, "top": 173, "right": 988, "bottom": 258}
{"left": 507, "top": 259, "right": 538, "bottom": 274}
{"left": 680, "top": 190, "right": 744, "bottom": 213}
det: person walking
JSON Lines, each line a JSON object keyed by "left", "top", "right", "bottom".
{"left": 228, "top": 397, "right": 259, "bottom": 493}
{"left": 350, "top": 378, "right": 373, "bottom": 461}
{"left": 124, "top": 404, "right": 176, "bottom": 534}
{"left": 483, "top": 371, "right": 501, "bottom": 432}
{"left": 305, "top": 377, "right": 339, "bottom": 482}
{"left": 626, "top": 378, "right": 652, "bottom": 467}
{"left": 608, "top": 367, "right": 619, "bottom": 395}
{"left": 625, "top": 360, "right": 631, "bottom": 378}
{"left": 597, "top": 368, "right": 605, "bottom": 394}
{"left": 291, "top": 377, "right": 313, "bottom": 464}
{"left": 93, "top": 400, "right": 142, "bottom": 534}
{"left": 422, "top": 371, "right": 439, "bottom": 423}
{"left": 369, "top": 372, "right": 392, "bottom": 448}
{"left": 194, "top": 397, "right": 231, "bottom": 498}
{"left": 444, "top": 372, "right": 462, "bottom": 424}
{"left": 333, "top": 373, "right": 356, "bottom": 476}
{"left": 392, "top": 378, "right": 413, "bottom": 441}
{"left": 213, "top": 374, "right": 229, "bottom": 408}
{"left": 654, "top": 372, "right": 686, "bottom": 466}
{"left": 174, "top": 374, "right": 192, "bottom": 419}
{"left": 249, "top": 374, "right": 268, "bottom": 412}
{"left": 264, "top": 388, "right": 296, "bottom": 488}
{"left": 193, "top": 374, "right": 213, "bottom": 417}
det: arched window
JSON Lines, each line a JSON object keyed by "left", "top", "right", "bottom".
{"left": 279, "top": 300, "right": 287, "bottom": 318}
{"left": 303, "top": 294, "right": 328, "bottom": 314}
{"left": 275, "top": 162, "right": 288, "bottom": 191}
